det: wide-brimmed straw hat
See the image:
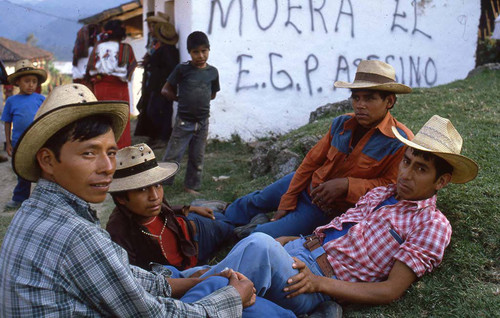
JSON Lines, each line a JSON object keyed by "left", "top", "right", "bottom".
{"left": 391, "top": 115, "right": 478, "bottom": 184}
{"left": 8, "top": 59, "right": 48, "bottom": 85}
{"left": 146, "top": 12, "right": 169, "bottom": 24}
{"left": 13, "top": 84, "right": 129, "bottom": 182}
{"left": 108, "top": 143, "right": 179, "bottom": 192}
{"left": 152, "top": 19, "right": 178, "bottom": 45}
{"left": 334, "top": 60, "right": 411, "bottom": 94}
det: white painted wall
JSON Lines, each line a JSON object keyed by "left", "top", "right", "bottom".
{"left": 159, "top": 0, "right": 480, "bottom": 140}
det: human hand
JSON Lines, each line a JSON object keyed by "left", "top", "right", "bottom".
{"left": 310, "top": 178, "right": 348, "bottom": 210}
{"left": 190, "top": 206, "right": 215, "bottom": 219}
{"left": 6, "top": 144, "right": 13, "bottom": 157}
{"left": 275, "top": 236, "right": 299, "bottom": 246}
{"left": 271, "top": 209, "right": 288, "bottom": 221}
{"left": 283, "top": 257, "right": 321, "bottom": 298}
{"left": 228, "top": 270, "right": 256, "bottom": 308}
{"left": 189, "top": 268, "right": 210, "bottom": 278}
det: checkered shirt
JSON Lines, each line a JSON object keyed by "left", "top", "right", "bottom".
{"left": 0, "top": 179, "right": 242, "bottom": 317}
{"left": 314, "top": 184, "right": 452, "bottom": 282}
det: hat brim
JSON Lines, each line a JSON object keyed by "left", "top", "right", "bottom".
{"left": 108, "top": 162, "right": 179, "bottom": 193}
{"left": 334, "top": 80, "right": 412, "bottom": 94}
{"left": 8, "top": 69, "right": 48, "bottom": 85}
{"left": 13, "top": 101, "right": 129, "bottom": 182}
{"left": 146, "top": 16, "right": 168, "bottom": 23}
{"left": 391, "top": 126, "right": 478, "bottom": 183}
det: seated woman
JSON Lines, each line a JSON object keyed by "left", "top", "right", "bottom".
{"left": 106, "top": 143, "right": 235, "bottom": 273}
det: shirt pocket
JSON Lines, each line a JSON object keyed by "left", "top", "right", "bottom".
{"left": 363, "top": 220, "right": 402, "bottom": 268}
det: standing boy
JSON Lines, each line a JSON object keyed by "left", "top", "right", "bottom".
{"left": 161, "top": 31, "right": 220, "bottom": 194}
{"left": 1, "top": 59, "right": 46, "bottom": 209}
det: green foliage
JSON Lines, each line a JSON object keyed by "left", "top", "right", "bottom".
{"left": 476, "top": 38, "right": 500, "bottom": 66}
{"left": 0, "top": 70, "right": 499, "bottom": 317}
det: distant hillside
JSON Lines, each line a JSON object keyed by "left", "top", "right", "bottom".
{"left": 0, "top": 0, "right": 129, "bottom": 60}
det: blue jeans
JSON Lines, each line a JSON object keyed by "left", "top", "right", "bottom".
{"left": 162, "top": 117, "right": 209, "bottom": 190}
{"left": 200, "top": 233, "right": 331, "bottom": 315}
{"left": 181, "top": 276, "right": 296, "bottom": 317}
{"left": 12, "top": 176, "right": 31, "bottom": 203}
{"left": 225, "top": 173, "right": 329, "bottom": 237}
{"left": 187, "top": 212, "right": 235, "bottom": 264}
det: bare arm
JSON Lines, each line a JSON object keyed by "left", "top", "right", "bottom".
{"left": 161, "top": 82, "right": 178, "bottom": 101}
{"left": 285, "top": 258, "right": 417, "bottom": 304}
{"left": 167, "top": 277, "right": 203, "bottom": 298}
{"left": 4, "top": 122, "right": 12, "bottom": 156}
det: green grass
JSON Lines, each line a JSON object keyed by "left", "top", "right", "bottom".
{"left": 1, "top": 70, "right": 499, "bottom": 316}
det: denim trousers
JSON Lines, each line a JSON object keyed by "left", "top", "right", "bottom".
{"left": 162, "top": 117, "right": 209, "bottom": 190}
{"left": 224, "top": 173, "right": 329, "bottom": 237}
{"left": 199, "top": 233, "right": 331, "bottom": 315}
{"left": 12, "top": 176, "right": 31, "bottom": 203}
{"left": 186, "top": 212, "right": 235, "bottom": 264}
{"left": 181, "top": 276, "right": 296, "bottom": 317}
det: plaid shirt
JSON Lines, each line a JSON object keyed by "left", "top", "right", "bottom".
{"left": 314, "top": 184, "right": 452, "bottom": 282}
{"left": 0, "top": 179, "right": 242, "bottom": 317}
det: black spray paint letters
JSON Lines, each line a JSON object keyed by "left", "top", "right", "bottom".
{"left": 209, "top": 0, "right": 355, "bottom": 37}
{"left": 236, "top": 53, "right": 438, "bottom": 95}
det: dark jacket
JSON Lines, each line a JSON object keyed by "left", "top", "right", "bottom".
{"left": 106, "top": 200, "right": 197, "bottom": 271}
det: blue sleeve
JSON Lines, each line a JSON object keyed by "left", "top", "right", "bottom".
{"left": 1, "top": 97, "right": 13, "bottom": 122}
{"left": 167, "top": 64, "right": 181, "bottom": 86}
{"left": 211, "top": 67, "right": 220, "bottom": 94}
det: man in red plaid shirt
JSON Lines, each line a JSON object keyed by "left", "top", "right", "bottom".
{"left": 198, "top": 115, "right": 478, "bottom": 315}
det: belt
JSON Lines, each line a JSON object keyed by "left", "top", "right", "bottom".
{"left": 303, "top": 235, "right": 335, "bottom": 277}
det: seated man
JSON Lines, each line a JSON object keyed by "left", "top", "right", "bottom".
{"left": 0, "top": 84, "right": 294, "bottom": 318}
{"left": 200, "top": 115, "right": 478, "bottom": 315}
{"left": 225, "top": 60, "right": 414, "bottom": 238}
{"left": 107, "top": 143, "right": 235, "bottom": 272}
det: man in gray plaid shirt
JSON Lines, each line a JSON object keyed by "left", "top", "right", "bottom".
{"left": 0, "top": 84, "right": 294, "bottom": 317}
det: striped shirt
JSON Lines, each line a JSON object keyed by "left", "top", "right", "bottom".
{"left": 314, "top": 184, "right": 452, "bottom": 282}
{"left": 0, "top": 179, "right": 242, "bottom": 317}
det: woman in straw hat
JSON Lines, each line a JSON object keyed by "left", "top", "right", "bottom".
{"left": 87, "top": 19, "right": 137, "bottom": 149}
{"left": 135, "top": 16, "right": 179, "bottom": 146}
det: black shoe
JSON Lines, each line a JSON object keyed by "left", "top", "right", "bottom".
{"left": 233, "top": 213, "right": 270, "bottom": 239}
{"left": 190, "top": 199, "right": 229, "bottom": 213}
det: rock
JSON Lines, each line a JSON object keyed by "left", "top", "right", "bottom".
{"left": 467, "top": 63, "right": 500, "bottom": 78}
{"left": 309, "top": 99, "right": 351, "bottom": 123}
{"left": 272, "top": 149, "right": 301, "bottom": 179}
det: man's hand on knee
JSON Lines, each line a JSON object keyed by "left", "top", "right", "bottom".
{"left": 228, "top": 270, "right": 257, "bottom": 308}
{"left": 311, "top": 178, "right": 348, "bottom": 210}
{"left": 284, "top": 257, "right": 321, "bottom": 298}
{"left": 271, "top": 209, "right": 288, "bottom": 221}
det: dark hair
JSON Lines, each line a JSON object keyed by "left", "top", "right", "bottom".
{"left": 111, "top": 191, "right": 128, "bottom": 206}
{"left": 410, "top": 148, "right": 454, "bottom": 181}
{"left": 103, "top": 20, "right": 126, "bottom": 41}
{"left": 350, "top": 89, "right": 397, "bottom": 109}
{"left": 42, "top": 115, "right": 114, "bottom": 161}
{"left": 187, "top": 31, "right": 210, "bottom": 52}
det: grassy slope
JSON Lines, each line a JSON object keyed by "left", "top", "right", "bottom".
{"left": 1, "top": 70, "right": 498, "bottom": 316}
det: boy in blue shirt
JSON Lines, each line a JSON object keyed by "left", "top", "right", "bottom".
{"left": 161, "top": 31, "right": 220, "bottom": 194}
{"left": 1, "top": 59, "right": 46, "bottom": 209}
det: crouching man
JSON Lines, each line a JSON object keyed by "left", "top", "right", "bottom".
{"left": 199, "top": 115, "right": 478, "bottom": 316}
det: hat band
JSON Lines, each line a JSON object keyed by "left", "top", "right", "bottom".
{"left": 354, "top": 72, "right": 395, "bottom": 84}
{"left": 114, "top": 159, "right": 158, "bottom": 179}
{"left": 15, "top": 67, "right": 37, "bottom": 73}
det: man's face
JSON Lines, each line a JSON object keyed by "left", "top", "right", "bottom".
{"left": 350, "top": 90, "right": 394, "bottom": 128}
{"left": 45, "top": 130, "right": 117, "bottom": 203}
{"left": 396, "top": 148, "right": 449, "bottom": 201}
{"left": 16, "top": 75, "right": 38, "bottom": 95}
{"left": 189, "top": 45, "right": 209, "bottom": 68}
{"left": 117, "top": 184, "right": 164, "bottom": 220}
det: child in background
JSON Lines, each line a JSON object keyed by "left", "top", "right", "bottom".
{"left": 161, "top": 31, "right": 220, "bottom": 195}
{"left": 1, "top": 59, "right": 46, "bottom": 209}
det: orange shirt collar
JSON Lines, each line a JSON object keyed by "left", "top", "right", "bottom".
{"left": 343, "top": 111, "right": 395, "bottom": 138}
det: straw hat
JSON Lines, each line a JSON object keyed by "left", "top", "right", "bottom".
{"left": 108, "top": 143, "right": 179, "bottom": 193}
{"left": 146, "top": 12, "right": 169, "bottom": 24}
{"left": 8, "top": 59, "right": 48, "bottom": 85}
{"left": 13, "top": 84, "right": 129, "bottom": 182}
{"left": 152, "top": 19, "right": 178, "bottom": 45}
{"left": 391, "top": 115, "right": 478, "bottom": 184}
{"left": 334, "top": 60, "right": 411, "bottom": 94}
